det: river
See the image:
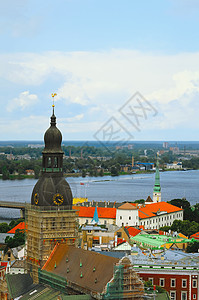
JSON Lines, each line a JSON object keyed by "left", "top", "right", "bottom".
{"left": 0, "top": 170, "right": 198, "bottom": 220}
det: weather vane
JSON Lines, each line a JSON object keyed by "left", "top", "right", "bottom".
{"left": 51, "top": 93, "right": 57, "bottom": 107}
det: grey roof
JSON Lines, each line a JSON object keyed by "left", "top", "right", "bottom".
{"left": 12, "top": 245, "right": 24, "bottom": 257}
{"left": 82, "top": 225, "right": 107, "bottom": 231}
{"left": 6, "top": 273, "right": 35, "bottom": 298}
{"left": 97, "top": 251, "right": 127, "bottom": 259}
{"left": 128, "top": 249, "right": 199, "bottom": 268}
{"left": 0, "top": 233, "right": 14, "bottom": 244}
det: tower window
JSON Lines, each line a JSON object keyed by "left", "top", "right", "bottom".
{"left": 54, "top": 157, "right": 58, "bottom": 168}
{"left": 48, "top": 157, "right": 51, "bottom": 167}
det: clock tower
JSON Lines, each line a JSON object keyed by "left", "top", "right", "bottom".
{"left": 31, "top": 105, "right": 72, "bottom": 207}
{"left": 26, "top": 101, "right": 77, "bottom": 283}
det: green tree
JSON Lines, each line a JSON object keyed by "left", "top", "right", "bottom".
{"left": 0, "top": 223, "right": 10, "bottom": 233}
{"left": 2, "top": 166, "right": 9, "bottom": 180}
{"left": 34, "top": 165, "right": 40, "bottom": 179}
{"left": 5, "top": 229, "right": 25, "bottom": 249}
{"left": 110, "top": 166, "right": 119, "bottom": 176}
{"left": 186, "top": 241, "right": 199, "bottom": 253}
{"left": 82, "top": 169, "right": 86, "bottom": 177}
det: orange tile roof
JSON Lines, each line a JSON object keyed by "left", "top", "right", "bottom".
{"left": 7, "top": 222, "right": 25, "bottom": 234}
{"left": 118, "top": 203, "right": 138, "bottom": 210}
{"left": 77, "top": 207, "right": 116, "bottom": 219}
{"left": 125, "top": 226, "right": 141, "bottom": 237}
{"left": 138, "top": 202, "right": 183, "bottom": 219}
{"left": 190, "top": 232, "right": 199, "bottom": 240}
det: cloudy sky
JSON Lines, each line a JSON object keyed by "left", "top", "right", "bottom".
{"left": 1, "top": 0, "right": 199, "bottom": 141}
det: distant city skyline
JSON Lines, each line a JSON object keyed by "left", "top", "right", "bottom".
{"left": 1, "top": 0, "right": 199, "bottom": 140}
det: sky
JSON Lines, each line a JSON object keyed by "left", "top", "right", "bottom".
{"left": 1, "top": 0, "right": 199, "bottom": 141}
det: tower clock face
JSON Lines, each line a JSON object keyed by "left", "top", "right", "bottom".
{"left": 34, "top": 193, "right": 39, "bottom": 205}
{"left": 53, "top": 193, "right": 64, "bottom": 206}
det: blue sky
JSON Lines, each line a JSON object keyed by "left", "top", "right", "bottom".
{"left": 1, "top": 0, "right": 199, "bottom": 140}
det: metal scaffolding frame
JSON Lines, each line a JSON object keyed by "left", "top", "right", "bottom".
{"left": 103, "top": 258, "right": 144, "bottom": 300}
{"left": 26, "top": 204, "right": 77, "bottom": 283}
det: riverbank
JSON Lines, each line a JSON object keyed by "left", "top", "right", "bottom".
{"left": 0, "top": 168, "right": 192, "bottom": 180}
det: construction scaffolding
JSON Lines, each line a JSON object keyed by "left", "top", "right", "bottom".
{"left": 103, "top": 257, "right": 144, "bottom": 300}
{"left": 26, "top": 204, "right": 78, "bottom": 283}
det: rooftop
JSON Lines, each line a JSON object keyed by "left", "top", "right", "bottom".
{"left": 42, "top": 243, "right": 119, "bottom": 294}
{"left": 139, "top": 201, "right": 183, "bottom": 219}
{"left": 118, "top": 203, "right": 137, "bottom": 210}
{"left": 7, "top": 222, "right": 25, "bottom": 234}
{"left": 76, "top": 206, "right": 116, "bottom": 219}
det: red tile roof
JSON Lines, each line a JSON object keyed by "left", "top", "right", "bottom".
{"left": 138, "top": 202, "right": 183, "bottom": 219}
{"left": 190, "top": 232, "right": 199, "bottom": 240}
{"left": 118, "top": 203, "right": 138, "bottom": 210}
{"left": 77, "top": 207, "right": 116, "bottom": 219}
{"left": 7, "top": 222, "right": 25, "bottom": 234}
{"left": 125, "top": 226, "right": 141, "bottom": 237}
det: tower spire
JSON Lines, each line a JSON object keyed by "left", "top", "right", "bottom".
{"left": 153, "top": 152, "right": 161, "bottom": 203}
{"left": 91, "top": 206, "right": 100, "bottom": 225}
{"left": 51, "top": 93, "right": 57, "bottom": 126}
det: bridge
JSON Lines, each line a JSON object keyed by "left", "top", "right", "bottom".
{"left": 0, "top": 201, "right": 26, "bottom": 218}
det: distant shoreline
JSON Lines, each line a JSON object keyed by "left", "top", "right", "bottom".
{"left": 0, "top": 168, "right": 193, "bottom": 180}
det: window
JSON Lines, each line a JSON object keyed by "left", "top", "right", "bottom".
{"left": 171, "top": 279, "right": 176, "bottom": 287}
{"left": 170, "top": 291, "right": 176, "bottom": 300}
{"left": 182, "top": 279, "right": 187, "bottom": 288}
{"left": 104, "top": 220, "right": 107, "bottom": 225}
{"left": 181, "top": 292, "right": 187, "bottom": 300}
{"left": 120, "top": 216, "right": 122, "bottom": 220}
{"left": 193, "top": 294, "right": 196, "bottom": 299}
{"left": 117, "top": 232, "right": 122, "bottom": 238}
{"left": 193, "top": 279, "right": 197, "bottom": 288}
{"left": 129, "top": 216, "right": 131, "bottom": 220}
{"left": 159, "top": 278, "right": 165, "bottom": 287}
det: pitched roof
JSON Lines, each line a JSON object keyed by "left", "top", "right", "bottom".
{"left": 118, "top": 203, "right": 138, "bottom": 210}
{"left": 125, "top": 226, "right": 141, "bottom": 237}
{"left": 138, "top": 202, "right": 183, "bottom": 219}
{"left": 42, "top": 243, "right": 119, "bottom": 294}
{"left": 6, "top": 273, "right": 34, "bottom": 299}
{"left": 77, "top": 207, "right": 116, "bottom": 219}
{"left": 190, "top": 232, "right": 199, "bottom": 240}
{"left": 11, "top": 260, "right": 25, "bottom": 269}
{"left": 7, "top": 222, "right": 25, "bottom": 234}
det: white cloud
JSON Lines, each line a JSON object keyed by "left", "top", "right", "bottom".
{"left": 1, "top": 49, "right": 199, "bottom": 139}
{"left": 7, "top": 91, "right": 38, "bottom": 112}
{"left": 64, "top": 113, "right": 84, "bottom": 122}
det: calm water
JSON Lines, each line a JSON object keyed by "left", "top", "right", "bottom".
{"left": 0, "top": 170, "right": 198, "bottom": 220}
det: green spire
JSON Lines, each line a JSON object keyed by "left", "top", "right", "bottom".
{"left": 154, "top": 154, "right": 161, "bottom": 193}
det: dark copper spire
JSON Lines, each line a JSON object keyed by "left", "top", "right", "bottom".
{"left": 31, "top": 94, "right": 72, "bottom": 208}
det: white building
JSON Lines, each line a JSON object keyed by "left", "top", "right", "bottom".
{"left": 115, "top": 202, "right": 183, "bottom": 230}
{"left": 116, "top": 203, "right": 139, "bottom": 227}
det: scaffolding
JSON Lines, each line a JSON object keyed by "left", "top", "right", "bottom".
{"left": 26, "top": 204, "right": 78, "bottom": 283}
{"left": 103, "top": 257, "right": 144, "bottom": 300}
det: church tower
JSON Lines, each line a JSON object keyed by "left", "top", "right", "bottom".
{"left": 153, "top": 153, "right": 161, "bottom": 203}
{"left": 26, "top": 99, "right": 77, "bottom": 283}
